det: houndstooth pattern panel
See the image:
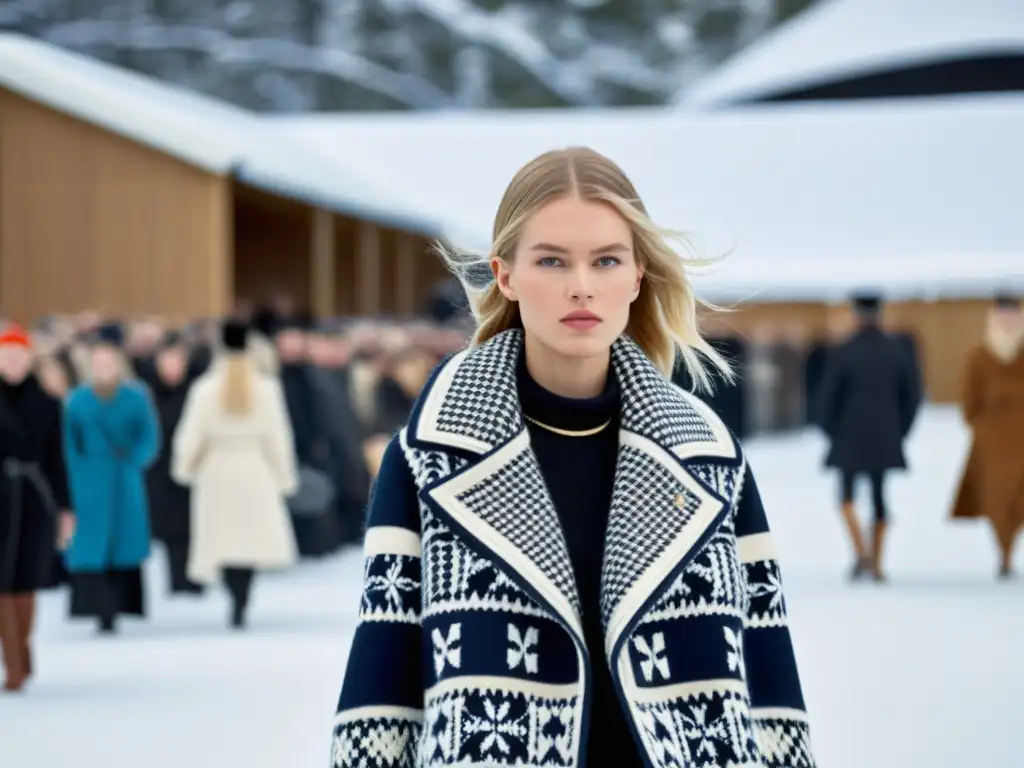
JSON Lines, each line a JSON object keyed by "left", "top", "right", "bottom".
{"left": 601, "top": 445, "right": 704, "bottom": 630}
{"left": 402, "top": 435, "right": 551, "bottom": 621}
{"left": 753, "top": 714, "right": 816, "bottom": 768}
{"left": 432, "top": 331, "right": 524, "bottom": 448}
{"left": 332, "top": 716, "right": 421, "bottom": 768}
{"left": 611, "top": 338, "right": 717, "bottom": 449}
{"left": 688, "top": 462, "right": 742, "bottom": 504}
{"left": 454, "top": 449, "right": 580, "bottom": 618}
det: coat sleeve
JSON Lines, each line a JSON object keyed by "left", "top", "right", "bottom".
{"left": 961, "top": 348, "right": 987, "bottom": 426}
{"left": 734, "top": 461, "right": 816, "bottom": 767}
{"left": 812, "top": 348, "right": 844, "bottom": 438}
{"left": 42, "top": 399, "right": 71, "bottom": 509}
{"left": 331, "top": 432, "right": 423, "bottom": 768}
{"left": 62, "top": 393, "right": 88, "bottom": 513}
{"left": 262, "top": 378, "right": 299, "bottom": 497}
{"left": 170, "top": 384, "right": 208, "bottom": 486}
{"left": 896, "top": 337, "right": 923, "bottom": 437}
{"left": 129, "top": 385, "right": 161, "bottom": 470}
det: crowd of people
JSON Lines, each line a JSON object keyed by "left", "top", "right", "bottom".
{"left": 0, "top": 301, "right": 469, "bottom": 692}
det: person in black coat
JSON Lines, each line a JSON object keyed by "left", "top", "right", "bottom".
{"left": 274, "top": 315, "right": 338, "bottom": 556}
{"left": 275, "top": 315, "right": 329, "bottom": 467}
{"left": 0, "top": 324, "right": 71, "bottom": 692}
{"left": 816, "top": 294, "right": 922, "bottom": 582}
{"left": 146, "top": 333, "right": 203, "bottom": 595}
{"left": 307, "top": 340, "right": 371, "bottom": 545}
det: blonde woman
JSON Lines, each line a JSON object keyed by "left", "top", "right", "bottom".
{"left": 331, "top": 148, "right": 815, "bottom": 767}
{"left": 171, "top": 320, "right": 298, "bottom": 629}
{"left": 951, "top": 293, "right": 1024, "bottom": 578}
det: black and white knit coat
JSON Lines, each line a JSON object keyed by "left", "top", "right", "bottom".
{"left": 332, "top": 329, "right": 815, "bottom": 768}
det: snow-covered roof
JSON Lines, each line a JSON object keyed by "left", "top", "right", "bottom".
{"left": 679, "top": 0, "right": 1024, "bottom": 108}
{"left": 269, "top": 97, "right": 1024, "bottom": 303}
{"left": 0, "top": 33, "right": 446, "bottom": 236}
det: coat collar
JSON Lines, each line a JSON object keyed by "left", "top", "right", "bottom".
{"left": 409, "top": 330, "right": 742, "bottom": 659}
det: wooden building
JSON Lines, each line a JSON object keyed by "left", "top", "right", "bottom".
{"left": 276, "top": 103, "right": 1022, "bottom": 404}
{"left": 0, "top": 34, "right": 451, "bottom": 325}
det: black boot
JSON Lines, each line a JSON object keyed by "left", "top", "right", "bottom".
{"left": 224, "top": 568, "right": 254, "bottom": 630}
{"left": 168, "top": 545, "right": 205, "bottom": 596}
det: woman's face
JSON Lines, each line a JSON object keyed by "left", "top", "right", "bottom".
{"left": 156, "top": 346, "right": 187, "bottom": 385}
{"left": 37, "top": 357, "right": 69, "bottom": 397}
{"left": 0, "top": 345, "right": 33, "bottom": 384}
{"left": 994, "top": 304, "right": 1024, "bottom": 334}
{"left": 494, "top": 195, "right": 643, "bottom": 362}
{"left": 90, "top": 346, "right": 123, "bottom": 384}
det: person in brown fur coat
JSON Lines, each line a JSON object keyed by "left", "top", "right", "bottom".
{"left": 951, "top": 293, "right": 1024, "bottom": 579}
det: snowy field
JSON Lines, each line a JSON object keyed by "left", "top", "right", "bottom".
{"left": 1, "top": 406, "right": 1021, "bottom": 767}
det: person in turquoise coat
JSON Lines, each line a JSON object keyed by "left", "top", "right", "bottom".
{"left": 62, "top": 324, "right": 160, "bottom": 634}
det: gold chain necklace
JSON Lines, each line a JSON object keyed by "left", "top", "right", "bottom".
{"left": 523, "top": 413, "right": 611, "bottom": 438}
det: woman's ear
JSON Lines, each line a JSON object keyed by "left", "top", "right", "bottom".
{"left": 631, "top": 266, "right": 644, "bottom": 302}
{"left": 492, "top": 256, "right": 518, "bottom": 302}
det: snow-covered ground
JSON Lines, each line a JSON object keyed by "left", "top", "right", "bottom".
{"left": 1, "top": 406, "right": 1021, "bottom": 767}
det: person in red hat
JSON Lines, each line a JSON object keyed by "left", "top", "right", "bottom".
{"left": 0, "top": 323, "right": 71, "bottom": 692}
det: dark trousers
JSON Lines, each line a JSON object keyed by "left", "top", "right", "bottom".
{"left": 840, "top": 470, "right": 889, "bottom": 523}
{"left": 166, "top": 542, "right": 204, "bottom": 595}
{"left": 70, "top": 569, "right": 144, "bottom": 633}
{"left": 223, "top": 567, "right": 254, "bottom": 627}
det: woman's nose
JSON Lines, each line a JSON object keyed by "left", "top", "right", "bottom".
{"left": 567, "top": 267, "right": 595, "bottom": 300}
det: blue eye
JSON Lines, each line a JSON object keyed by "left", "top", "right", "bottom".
{"left": 596, "top": 256, "right": 621, "bottom": 268}
{"left": 538, "top": 257, "right": 563, "bottom": 268}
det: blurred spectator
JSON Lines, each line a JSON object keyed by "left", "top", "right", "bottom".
{"left": 146, "top": 332, "right": 203, "bottom": 596}
{"left": 170, "top": 320, "right": 298, "bottom": 629}
{"left": 63, "top": 325, "right": 161, "bottom": 634}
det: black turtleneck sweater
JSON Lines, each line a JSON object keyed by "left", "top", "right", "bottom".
{"left": 516, "top": 355, "right": 643, "bottom": 768}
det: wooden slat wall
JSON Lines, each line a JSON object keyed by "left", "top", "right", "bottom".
{"left": 332, "top": 215, "right": 358, "bottom": 315}
{"left": 887, "top": 299, "right": 990, "bottom": 404}
{"left": 232, "top": 185, "right": 311, "bottom": 305}
{"left": 0, "top": 88, "right": 230, "bottom": 322}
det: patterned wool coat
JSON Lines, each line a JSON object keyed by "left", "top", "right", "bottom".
{"left": 332, "top": 330, "right": 815, "bottom": 768}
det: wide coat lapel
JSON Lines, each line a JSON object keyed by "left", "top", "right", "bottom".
{"left": 600, "top": 337, "right": 742, "bottom": 662}
{"left": 408, "top": 330, "right": 584, "bottom": 640}
{"left": 407, "top": 329, "right": 743, "bottom": 658}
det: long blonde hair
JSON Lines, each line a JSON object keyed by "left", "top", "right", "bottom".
{"left": 221, "top": 353, "right": 253, "bottom": 416}
{"left": 437, "top": 146, "right": 732, "bottom": 391}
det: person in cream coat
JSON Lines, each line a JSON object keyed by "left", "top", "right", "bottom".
{"left": 172, "top": 320, "right": 298, "bottom": 629}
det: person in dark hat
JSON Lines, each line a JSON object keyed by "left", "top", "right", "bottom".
{"left": 146, "top": 331, "right": 203, "bottom": 596}
{"left": 270, "top": 313, "right": 338, "bottom": 556}
{"left": 815, "top": 292, "right": 922, "bottom": 582}
{"left": 94, "top": 322, "right": 125, "bottom": 349}
{"left": 950, "top": 291, "right": 1024, "bottom": 578}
